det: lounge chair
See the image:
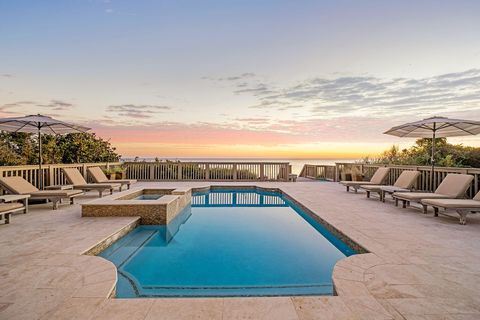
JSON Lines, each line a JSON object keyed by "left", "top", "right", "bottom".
{"left": 340, "top": 167, "right": 390, "bottom": 193}
{"left": 0, "top": 176, "right": 83, "bottom": 210}
{"left": 88, "top": 166, "right": 136, "bottom": 191}
{"left": 360, "top": 170, "right": 420, "bottom": 202}
{"left": 393, "top": 174, "right": 474, "bottom": 214}
{"left": 63, "top": 168, "right": 121, "bottom": 197}
{"left": 421, "top": 191, "right": 480, "bottom": 225}
{"left": 0, "top": 195, "right": 29, "bottom": 224}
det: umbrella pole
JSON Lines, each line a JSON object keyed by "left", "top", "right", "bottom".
{"left": 38, "top": 127, "right": 43, "bottom": 190}
{"left": 431, "top": 124, "right": 436, "bottom": 192}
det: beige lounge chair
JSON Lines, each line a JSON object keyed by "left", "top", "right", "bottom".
{"left": 0, "top": 195, "right": 29, "bottom": 224}
{"left": 63, "top": 168, "right": 121, "bottom": 197}
{"left": 421, "top": 191, "right": 480, "bottom": 225}
{"left": 393, "top": 174, "right": 474, "bottom": 214}
{"left": 0, "top": 176, "right": 83, "bottom": 210}
{"left": 88, "top": 166, "right": 136, "bottom": 191}
{"left": 360, "top": 170, "right": 420, "bottom": 202}
{"left": 340, "top": 167, "right": 390, "bottom": 193}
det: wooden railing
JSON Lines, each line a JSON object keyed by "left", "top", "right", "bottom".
{"left": 334, "top": 162, "right": 480, "bottom": 197}
{"left": 299, "top": 164, "right": 337, "bottom": 181}
{"left": 0, "top": 162, "right": 122, "bottom": 189}
{"left": 124, "top": 162, "right": 291, "bottom": 182}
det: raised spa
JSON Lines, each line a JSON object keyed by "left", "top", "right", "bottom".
{"left": 99, "top": 188, "right": 356, "bottom": 297}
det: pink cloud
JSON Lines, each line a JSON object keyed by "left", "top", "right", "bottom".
{"left": 91, "top": 116, "right": 406, "bottom": 147}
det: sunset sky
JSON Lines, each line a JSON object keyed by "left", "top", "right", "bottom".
{"left": 1, "top": 0, "right": 480, "bottom": 159}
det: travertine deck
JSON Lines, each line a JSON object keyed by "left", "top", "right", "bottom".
{"left": 1, "top": 181, "right": 480, "bottom": 320}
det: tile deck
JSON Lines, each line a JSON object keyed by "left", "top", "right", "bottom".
{"left": 1, "top": 181, "right": 480, "bottom": 319}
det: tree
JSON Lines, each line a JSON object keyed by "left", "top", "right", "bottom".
{"left": 0, "top": 132, "right": 120, "bottom": 165}
{"left": 374, "top": 138, "right": 480, "bottom": 167}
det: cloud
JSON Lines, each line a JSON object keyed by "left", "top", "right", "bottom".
{"left": 235, "top": 69, "right": 480, "bottom": 118}
{"left": 1, "top": 99, "right": 75, "bottom": 115}
{"left": 2, "top": 74, "right": 13, "bottom": 78}
{"left": 106, "top": 104, "right": 172, "bottom": 119}
{"left": 37, "top": 100, "right": 74, "bottom": 111}
{"left": 202, "top": 72, "right": 256, "bottom": 82}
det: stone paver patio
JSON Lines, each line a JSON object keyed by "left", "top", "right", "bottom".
{"left": 1, "top": 181, "right": 480, "bottom": 319}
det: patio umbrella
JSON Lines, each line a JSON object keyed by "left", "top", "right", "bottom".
{"left": 384, "top": 116, "right": 480, "bottom": 190}
{"left": 0, "top": 114, "right": 90, "bottom": 189}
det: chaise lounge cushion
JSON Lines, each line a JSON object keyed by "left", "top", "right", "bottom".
{"left": 29, "top": 190, "right": 84, "bottom": 198}
{"left": 88, "top": 166, "right": 136, "bottom": 185}
{"left": 0, "top": 176, "right": 84, "bottom": 198}
{"left": 422, "top": 191, "right": 480, "bottom": 209}
{"left": 63, "top": 168, "right": 121, "bottom": 189}
{"left": 341, "top": 167, "right": 390, "bottom": 186}
{"left": 394, "top": 174, "right": 474, "bottom": 201}
{"left": 360, "top": 170, "right": 420, "bottom": 193}
{"left": 0, "top": 176, "right": 38, "bottom": 194}
{"left": 0, "top": 202, "right": 24, "bottom": 212}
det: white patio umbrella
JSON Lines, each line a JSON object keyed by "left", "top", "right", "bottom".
{"left": 384, "top": 116, "right": 480, "bottom": 190}
{"left": 0, "top": 114, "right": 90, "bottom": 189}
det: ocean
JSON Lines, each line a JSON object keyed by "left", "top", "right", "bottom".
{"left": 120, "top": 158, "right": 356, "bottom": 174}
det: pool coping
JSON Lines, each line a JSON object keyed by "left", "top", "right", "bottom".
{"left": 85, "top": 185, "right": 375, "bottom": 300}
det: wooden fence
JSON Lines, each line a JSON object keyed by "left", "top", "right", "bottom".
{"left": 300, "top": 162, "right": 480, "bottom": 198}
{"left": 299, "top": 164, "right": 337, "bottom": 181}
{"left": 124, "top": 162, "right": 291, "bottom": 182}
{"left": 0, "top": 162, "right": 122, "bottom": 189}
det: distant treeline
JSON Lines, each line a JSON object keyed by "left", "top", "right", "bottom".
{"left": 0, "top": 132, "right": 120, "bottom": 166}
{"left": 365, "top": 138, "right": 480, "bottom": 168}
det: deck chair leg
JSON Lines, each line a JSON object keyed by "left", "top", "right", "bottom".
{"left": 346, "top": 186, "right": 350, "bottom": 192}
{"left": 5, "top": 213, "right": 10, "bottom": 224}
{"left": 110, "top": 188, "right": 113, "bottom": 195}
{"left": 402, "top": 200, "right": 407, "bottom": 208}
{"left": 366, "top": 191, "right": 370, "bottom": 198}
{"left": 52, "top": 199, "right": 59, "bottom": 210}
{"left": 127, "top": 184, "right": 130, "bottom": 190}
{"left": 457, "top": 210, "right": 467, "bottom": 225}
{"left": 354, "top": 187, "right": 358, "bottom": 193}
{"left": 395, "top": 198, "right": 399, "bottom": 207}
{"left": 99, "top": 190, "right": 103, "bottom": 198}
{"left": 433, "top": 207, "right": 439, "bottom": 217}
{"left": 70, "top": 197, "right": 75, "bottom": 205}
{"left": 422, "top": 204, "right": 428, "bottom": 214}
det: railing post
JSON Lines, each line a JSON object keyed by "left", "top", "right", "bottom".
{"left": 233, "top": 164, "right": 237, "bottom": 181}
{"left": 205, "top": 164, "right": 210, "bottom": 180}
{"left": 177, "top": 163, "right": 183, "bottom": 180}
{"left": 150, "top": 164, "right": 154, "bottom": 180}
{"left": 48, "top": 165, "right": 54, "bottom": 186}
{"left": 260, "top": 164, "right": 265, "bottom": 181}
{"left": 82, "top": 164, "right": 88, "bottom": 179}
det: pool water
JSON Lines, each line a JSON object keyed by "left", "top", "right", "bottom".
{"left": 133, "top": 194, "right": 163, "bottom": 200}
{"left": 99, "top": 188, "right": 356, "bottom": 297}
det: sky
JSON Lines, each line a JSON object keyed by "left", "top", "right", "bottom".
{"left": 1, "top": 0, "right": 480, "bottom": 159}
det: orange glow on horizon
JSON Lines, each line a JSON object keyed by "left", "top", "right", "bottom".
{"left": 113, "top": 142, "right": 393, "bottom": 159}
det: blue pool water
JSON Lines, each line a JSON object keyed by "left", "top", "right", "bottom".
{"left": 99, "top": 188, "right": 356, "bottom": 297}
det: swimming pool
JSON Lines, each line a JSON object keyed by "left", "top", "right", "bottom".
{"left": 99, "top": 187, "right": 356, "bottom": 297}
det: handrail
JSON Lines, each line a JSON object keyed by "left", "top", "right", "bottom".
{"left": 335, "top": 163, "right": 480, "bottom": 197}
{"left": 299, "top": 162, "right": 480, "bottom": 197}
{"left": 0, "top": 162, "right": 122, "bottom": 189}
{"left": 123, "top": 161, "right": 291, "bottom": 182}
{"left": 299, "top": 164, "right": 337, "bottom": 181}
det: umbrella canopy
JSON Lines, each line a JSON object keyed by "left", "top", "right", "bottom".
{"left": 384, "top": 116, "right": 480, "bottom": 190}
{"left": 384, "top": 116, "right": 480, "bottom": 138}
{"left": 0, "top": 114, "right": 90, "bottom": 134}
{"left": 0, "top": 114, "right": 90, "bottom": 189}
